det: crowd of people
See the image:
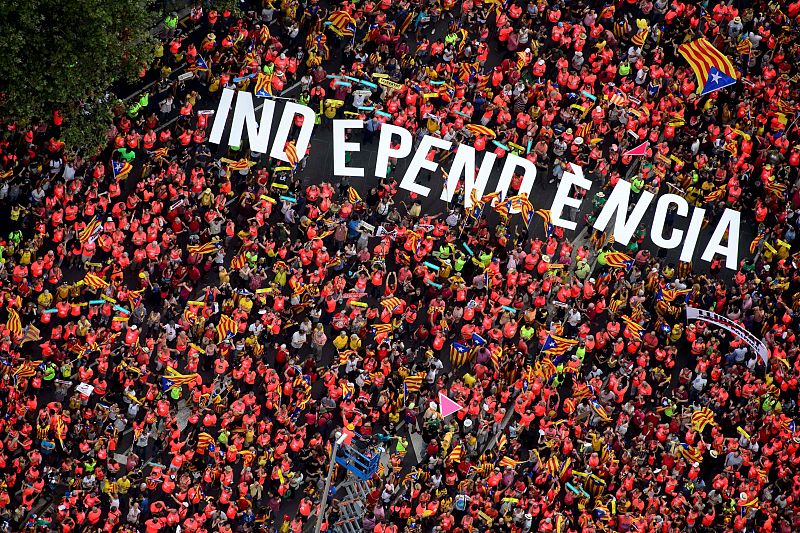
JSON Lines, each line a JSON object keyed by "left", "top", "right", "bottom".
{"left": 1, "top": 0, "right": 800, "bottom": 531}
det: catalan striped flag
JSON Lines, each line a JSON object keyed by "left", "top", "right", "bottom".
{"left": 150, "top": 147, "right": 169, "bottom": 160}
{"left": 658, "top": 287, "right": 691, "bottom": 303}
{"left": 55, "top": 415, "right": 67, "bottom": 447}
{"left": 691, "top": 407, "right": 716, "bottom": 432}
{"left": 764, "top": 180, "right": 787, "bottom": 197}
{"left": 703, "top": 186, "right": 725, "bottom": 203}
{"left": 183, "top": 308, "right": 197, "bottom": 326}
{"left": 197, "top": 432, "right": 215, "bottom": 450}
{"left": 678, "top": 38, "right": 738, "bottom": 95}
{"left": 676, "top": 443, "right": 703, "bottom": 464}
{"left": 83, "top": 272, "right": 109, "bottom": 290}
{"left": 496, "top": 434, "right": 507, "bottom": 450}
{"left": 584, "top": 474, "right": 607, "bottom": 497}
{"left": 79, "top": 216, "right": 103, "bottom": 244}
{"left": 465, "top": 124, "right": 495, "bottom": 138}
{"left": 285, "top": 140, "right": 299, "bottom": 168}
{"left": 112, "top": 160, "right": 133, "bottom": 181}
{"left": 328, "top": 10, "right": 356, "bottom": 35}
{"left": 371, "top": 323, "right": 394, "bottom": 336}
{"left": 450, "top": 342, "right": 472, "bottom": 367}
{"left": 546, "top": 456, "right": 571, "bottom": 480}
{"left": 187, "top": 241, "right": 220, "bottom": 255}
{"left": 341, "top": 381, "right": 355, "bottom": 399}
{"left": 590, "top": 400, "right": 611, "bottom": 422}
{"left": 620, "top": 315, "right": 645, "bottom": 339}
{"left": 217, "top": 314, "right": 238, "bottom": 342}
{"left": 21, "top": 324, "right": 41, "bottom": 345}
{"left": 541, "top": 334, "right": 578, "bottom": 356}
{"left": 448, "top": 444, "right": 464, "bottom": 463}
{"left": 398, "top": 10, "right": 416, "bottom": 35}
{"left": 161, "top": 367, "right": 200, "bottom": 390}
{"left": 403, "top": 372, "right": 426, "bottom": 393}
{"left": 222, "top": 158, "right": 256, "bottom": 171}
{"left": 536, "top": 358, "right": 558, "bottom": 381}
{"left": 736, "top": 37, "right": 752, "bottom": 56}
{"left": 631, "top": 28, "right": 648, "bottom": 47}
{"left": 749, "top": 230, "right": 765, "bottom": 254}
{"left": 608, "top": 90, "right": 627, "bottom": 106}
{"left": 191, "top": 55, "right": 210, "bottom": 72}
{"left": 604, "top": 251, "right": 634, "bottom": 270}
{"left": 494, "top": 198, "right": 512, "bottom": 218}
{"left": 535, "top": 209, "right": 554, "bottom": 236}
{"left": 6, "top": 309, "right": 22, "bottom": 338}
{"left": 740, "top": 496, "right": 759, "bottom": 510}
{"left": 230, "top": 253, "right": 247, "bottom": 270}
{"left": 510, "top": 194, "right": 533, "bottom": 225}
{"left": 381, "top": 297, "right": 404, "bottom": 312}
{"left": 348, "top": 186, "right": 362, "bottom": 203}
{"left": 458, "top": 61, "right": 480, "bottom": 83}
{"left": 14, "top": 360, "right": 40, "bottom": 378}
{"left": 489, "top": 344, "right": 502, "bottom": 369}
{"left": 253, "top": 72, "right": 273, "bottom": 97}
{"left": 498, "top": 456, "right": 521, "bottom": 468}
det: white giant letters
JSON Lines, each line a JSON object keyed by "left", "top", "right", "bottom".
{"left": 208, "top": 90, "right": 745, "bottom": 269}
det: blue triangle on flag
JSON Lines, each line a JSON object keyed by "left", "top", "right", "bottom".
{"left": 700, "top": 67, "right": 737, "bottom": 96}
{"left": 255, "top": 89, "right": 272, "bottom": 98}
{"left": 541, "top": 335, "right": 557, "bottom": 352}
{"left": 112, "top": 161, "right": 123, "bottom": 175}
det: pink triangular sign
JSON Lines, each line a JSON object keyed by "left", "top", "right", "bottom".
{"left": 439, "top": 393, "right": 464, "bottom": 417}
{"left": 623, "top": 141, "right": 648, "bottom": 157}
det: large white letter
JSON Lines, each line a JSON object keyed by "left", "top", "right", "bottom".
{"left": 375, "top": 124, "right": 413, "bottom": 179}
{"left": 593, "top": 179, "right": 654, "bottom": 245}
{"left": 332, "top": 120, "right": 364, "bottom": 177}
{"left": 209, "top": 88, "right": 235, "bottom": 145}
{"left": 269, "top": 102, "right": 317, "bottom": 163}
{"left": 679, "top": 207, "right": 706, "bottom": 263}
{"left": 650, "top": 194, "right": 688, "bottom": 249}
{"left": 399, "top": 135, "right": 452, "bottom": 197}
{"left": 441, "top": 144, "right": 497, "bottom": 205}
{"left": 550, "top": 163, "right": 591, "bottom": 231}
{"left": 701, "top": 208, "right": 740, "bottom": 270}
{"left": 495, "top": 154, "right": 537, "bottom": 202}
{"left": 220, "top": 90, "right": 277, "bottom": 153}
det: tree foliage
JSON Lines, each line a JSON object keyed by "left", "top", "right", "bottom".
{"left": 0, "top": 0, "right": 157, "bottom": 154}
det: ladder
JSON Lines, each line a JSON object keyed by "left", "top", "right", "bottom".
{"left": 331, "top": 477, "right": 372, "bottom": 533}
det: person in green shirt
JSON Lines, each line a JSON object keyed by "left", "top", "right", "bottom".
{"left": 631, "top": 174, "right": 645, "bottom": 194}
{"left": 520, "top": 324, "right": 536, "bottom": 341}
{"left": 453, "top": 251, "right": 466, "bottom": 272}
{"left": 43, "top": 362, "right": 57, "bottom": 381}
{"left": 164, "top": 12, "right": 178, "bottom": 38}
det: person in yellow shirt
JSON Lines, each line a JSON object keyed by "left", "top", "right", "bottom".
{"left": 332, "top": 331, "right": 348, "bottom": 351}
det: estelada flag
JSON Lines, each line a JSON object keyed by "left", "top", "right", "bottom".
{"left": 217, "top": 314, "right": 238, "bottom": 342}
{"left": 79, "top": 216, "right": 102, "bottom": 244}
{"left": 348, "top": 186, "right": 362, "bottom": 203}
{"left": 253, "top": 72, "right": 272, "bottom": 97}
{"left": 450, "top": 342, "right": 471, "bottom": 367}
{"left": 678, "top": 38, "right": 738, "bottom": 95}
{"left": 285, "top": 140, "right": 299, "bottom": 168}
{"left": 112, "top": 160, "right": 133, "bottom": 180}
{"left": 604, "top": 251, "right": 634, "bottom": 270}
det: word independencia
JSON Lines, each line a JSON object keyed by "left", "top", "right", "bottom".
{"left": 209, "top": 89, "right": 741, "bottom": 270}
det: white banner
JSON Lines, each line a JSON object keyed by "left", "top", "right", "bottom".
{"left": 685, "top": 307, "right": 768, "bottom": 365}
